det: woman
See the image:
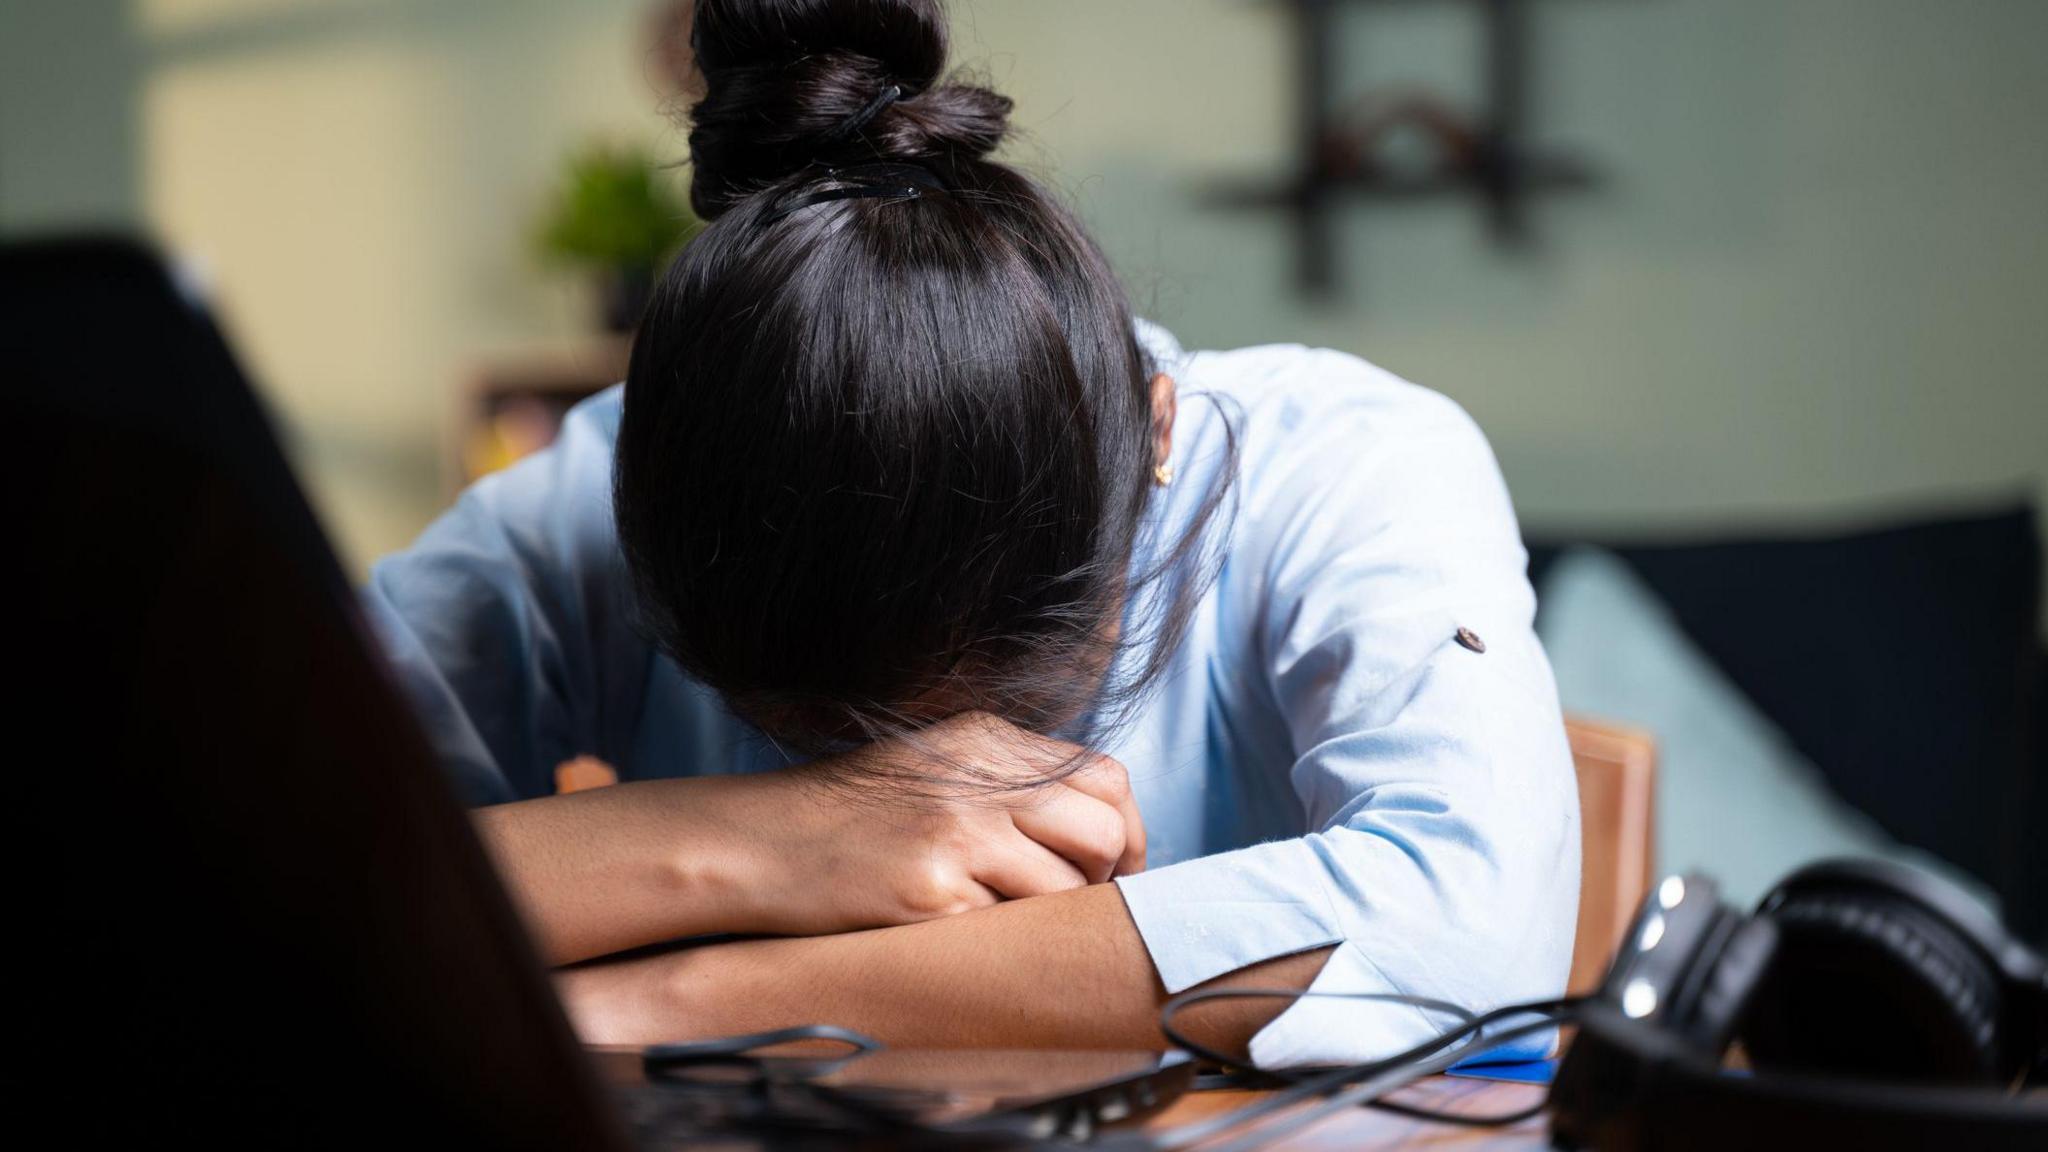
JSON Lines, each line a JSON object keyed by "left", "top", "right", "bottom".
{"left": 370, "top": 0, "right": 1578, "bottom": 1069}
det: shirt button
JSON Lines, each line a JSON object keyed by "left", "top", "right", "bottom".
{"left": 1455, "top": 627, "right": 1487, "bottom": 654}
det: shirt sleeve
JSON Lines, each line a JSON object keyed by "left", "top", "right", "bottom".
{"left": 1114, "top": 350, "right": 1581, "bottom": 1068}
{"left": 363, "top": 389, "right": 646, "bottom": 806}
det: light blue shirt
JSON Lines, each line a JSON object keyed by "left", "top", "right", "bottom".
{"left": 366, "top": 321, "right": 1580, "bottom": 1068}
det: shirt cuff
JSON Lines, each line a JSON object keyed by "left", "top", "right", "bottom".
{"left": 1249, "top": 941, "right": 1558, "bottom": 1068}
{"left": 1250, "top": 940, "right": 1435, "bottom": 1067}
{"left": 1115, "top": 838, "right": 1344, "bottom": 995}
{"left": 1113, "top": 838, "right": 1556, "bottom": 1069}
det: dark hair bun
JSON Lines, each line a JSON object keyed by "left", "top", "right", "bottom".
{"left": 687, "top": 0, "right": 1012, "bottom": 218}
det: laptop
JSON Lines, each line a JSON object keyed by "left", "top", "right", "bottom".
{"left": 2, "top": 237, "right": 1189, "bottom": 1148}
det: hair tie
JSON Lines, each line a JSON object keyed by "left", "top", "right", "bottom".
{"left": 823, "top": 84, "right": 903, "bottom": 145}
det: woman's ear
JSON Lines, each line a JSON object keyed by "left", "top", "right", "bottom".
{"left": 1150, "top": 373, "right": 1178, "bottom": 474}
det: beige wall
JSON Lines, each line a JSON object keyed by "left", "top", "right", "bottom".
{"left": 6, "top": 0, "right": 678, "bottom": 569}
{"left": 134, "top": 0, "right": 682, "bottom": 567}
{"left": 952, "top": 0, "right": 2048, "bottom": 550}
{"left": 3, "top": 1, "right": 2044, "bottom": 613}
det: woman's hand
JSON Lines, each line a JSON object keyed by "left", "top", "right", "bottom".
{"left": 733, "top": 711, "right": 1146, "bottom": 937}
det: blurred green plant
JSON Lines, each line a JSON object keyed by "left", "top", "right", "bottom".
{"left": 534, "top": 144, "right": 701, "bottom": 331}
{"left": 534, "top": 143, "right": 701, "bottom": 272}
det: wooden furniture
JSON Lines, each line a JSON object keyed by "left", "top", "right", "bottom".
{"left": 451, "top": 337, "right": 630, "bottom": 492}
{"left": 555, "top": 756, "right": 621, "bottom": 794}
{"left": 1563, "top": 715, "right": 1658, "bottom": 994}
{"left": 1150, "top": 1076, "right": 1549, "bottom": 1149}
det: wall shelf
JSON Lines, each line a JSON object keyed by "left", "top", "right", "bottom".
{"left": 1207, "top": 0, "right": 1601, "bottom": 295}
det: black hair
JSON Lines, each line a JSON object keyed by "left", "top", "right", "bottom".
{"left": 615, "top": 0, "right": 1232, "bottom": 781}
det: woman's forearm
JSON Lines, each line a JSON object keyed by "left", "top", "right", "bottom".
{"left": 473, "top": 775, "right": 779, "bottom": 965}
{"left": 475, "top": 714, "right": 1151, "bottom": 968}
{"left": 555, "top": 881, "right": 1333, "bottom": 1060}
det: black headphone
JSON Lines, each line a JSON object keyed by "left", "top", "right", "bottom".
{"left": 1550, "top": 858, "right": 2048, "bottom": 1150}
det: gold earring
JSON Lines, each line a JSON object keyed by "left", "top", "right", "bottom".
{"left": 1153, "top": 462, "right": 1174, "bottom": 488}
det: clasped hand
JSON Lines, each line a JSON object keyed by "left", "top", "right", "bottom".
{"left": 726, "top": 710, "right": 1146, "bottom": 936}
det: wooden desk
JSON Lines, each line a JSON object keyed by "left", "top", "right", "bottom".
{"left": 1148, "top": 1077, "right": 1548, "bottom": 1150}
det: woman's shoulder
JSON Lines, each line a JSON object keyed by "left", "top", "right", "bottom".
{"left": 1199, "top": 346, "right": 1471, "bottom": 437}
{"left": 1147, "top": 322, "right": 1497, "bottom": 513}
{"left": 381, "top": 383, "right": 630, "bottom": 616}
{"left": 460, "top": 383, "right": 624, "bottom": 521}
{"left": 561, "top": 382, "right": 626, "bottom": 451}
{"left": 1143, "top": 324, "right": 1529, "bottom": 662}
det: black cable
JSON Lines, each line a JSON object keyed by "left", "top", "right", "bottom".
{"left": 643, "top": 1023, "right": 883, "bottom": 1080}
{"left": 1199, "top": 1015, "right": 1564, "bottom": 1152}
{"left": 1137, "top": 994, "right": 1585, "bottom": 1151}
{"left": 1158, "top": 987, "right": 1480, "bottom": 1087}
{"left": 1344, "top": 995, "right": 1580, "bottom": 1129}
{"left": 1369, "top": 1095, "right": 1547, "bottom": 1128}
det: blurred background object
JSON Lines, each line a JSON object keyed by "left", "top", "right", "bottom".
{"left": 533, "top": 142, "right": 699, "bottom": 334}
{"left": 449, "top": 140, "right": 699, "bottom": 489}
{"left": 1, "top": 0, "right": 2041, "bottom": 929}
{"left": 1203, "top": 0, "right": 1599, "bottom": 293}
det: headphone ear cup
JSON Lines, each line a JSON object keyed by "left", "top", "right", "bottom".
{"left": 1739, "top": 888, "right": 2005, "bottom": 1084}
{"left": 1674, "top": 917, "right": 1780, "bottom": 1053}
